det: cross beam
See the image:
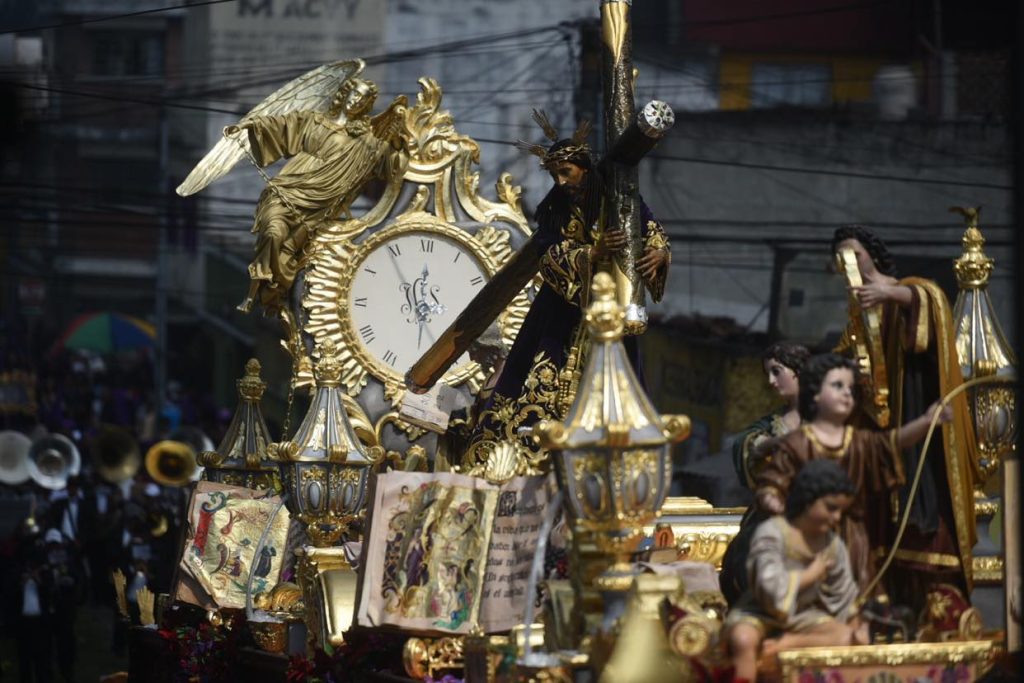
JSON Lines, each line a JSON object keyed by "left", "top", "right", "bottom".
{"left": 406, "top": 4, "right": 673, "bottom": 393}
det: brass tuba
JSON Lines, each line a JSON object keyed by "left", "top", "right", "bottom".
{"left": 92, "top": 425, "right": 141, "bottom": 484}
{"left": 27, "top": 433, "right": 81, "bottom": 490}
{"left": 0, "top": 430, "right": 32, "bottom": 485}
{"left": 168, "top": 427, "right": 211, "bottom": 482}
{"left": 145, "top": 439, "right": 198, "bottom": 487}
{"left": 169, "top": 427, "right": 214, "bottom": 460}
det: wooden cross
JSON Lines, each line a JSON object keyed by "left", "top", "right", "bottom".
{"left": 406, "top": 1, "right": 673, "bottom": 392}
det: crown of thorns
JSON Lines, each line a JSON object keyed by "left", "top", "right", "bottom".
{"left": 515, "top": 109, "right": 592, "bottom": 170}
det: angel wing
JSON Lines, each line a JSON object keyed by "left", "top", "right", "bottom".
{"left": 370, "top": 94, "right": 410, "bottom": 147}
{"left": 176, "top": 58, "right": 366, "bottom": 197}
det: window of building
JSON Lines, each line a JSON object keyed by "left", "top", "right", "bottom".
{"left": 91, "top": 31, "right": 164, "bottom": 77}
{"left": 750, "top": 63, "right": 831, "bottom": 108}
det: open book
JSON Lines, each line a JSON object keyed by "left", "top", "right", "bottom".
{"left": 173, "top": 481, "right": 290, "bottom": 611}
{"left": 356, "top": 471, "right": 553, "bottom": 635}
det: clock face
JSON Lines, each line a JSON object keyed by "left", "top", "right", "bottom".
{"left": 347, "top": 228, "right": 490, "bottom": 383}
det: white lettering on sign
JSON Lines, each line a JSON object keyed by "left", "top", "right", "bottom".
{"left": 239, "top": 0, "right": 362, "bottom": 20}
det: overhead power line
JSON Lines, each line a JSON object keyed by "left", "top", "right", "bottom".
{"left": 670, "top": 0, "right": 898, "bottom": 28}
{"left": 0, "top": 0, "right": 891, "bottom": 39}
{"left": 466, "top": 136, "right": 1011, "bottom": 191}
{"left": 0, "top": 0, "right": 236, "bottom": 36}
{"left": 645, "top": 152, "right": 1012, "bottom": 191}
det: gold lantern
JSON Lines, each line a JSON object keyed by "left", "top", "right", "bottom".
{"left": 534, "top": 272, "right": 690, "bottom": 635}
{"left": 271, "top": 339, "right": 384, "bottom": 547}
{"left": 950, "top": 207, "right": 1016, "bottom": 487}
{"left": 199, "top": 359, "right": 282, "bottom": 492}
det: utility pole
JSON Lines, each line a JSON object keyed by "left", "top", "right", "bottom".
{"left": 575, "top": 18, "right": 603, "bottom": 145}
{"left": 766, "top": 246, "right": 797, "bottom": 339}
{"left": 155, "top": 109, "right": 169, "bottom": 424}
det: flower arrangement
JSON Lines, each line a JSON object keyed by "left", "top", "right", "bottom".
{"left": 157, "top": 612, "right": 244, "bottom": 683}
{"left": 285, "top": 631, "right": 406, "bottom": 683}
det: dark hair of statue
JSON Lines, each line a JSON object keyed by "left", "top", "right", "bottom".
{"left": 785, "top": 459, "right": 856, "bottom": 521}
{"left": 761, "top": 342, "right": 811, "bottom": 375}
{"left": 797, "top": 353, "right": 860, "bottom": 422}
{"left": 533, "top": 139, "right": 602, "bottom": 247}
{"left": 831, "top": 225, "right": 897, "bottom": 277}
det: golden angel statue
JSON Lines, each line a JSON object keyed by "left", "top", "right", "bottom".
{"left": 177, "top": 58, "right": 410, "bottom": 315}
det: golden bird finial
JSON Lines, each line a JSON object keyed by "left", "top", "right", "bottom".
{"left": 949, "top": 205, "right": 981, "bottom": 229}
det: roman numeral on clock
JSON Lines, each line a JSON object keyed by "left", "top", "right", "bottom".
{"left": 382, "top": 350, "right": 397, "bottom": 366}
{"left": 359, "top": 324, "right": 375, "bottom": 344}
{"left": 470, "top": 276, "right": 484, "bottom": 286}
{"left": 353, "top": 297, "right": 367, "bottom": 308}
{"left": 420, "top": 239, "right": 434, "bottom": 253}
{"left": 387, "top": 244, "right": 401, "bottom": 257}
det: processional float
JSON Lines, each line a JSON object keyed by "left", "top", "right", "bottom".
{"left": 139, "top": 1, "right": 1015, "bottom": 680}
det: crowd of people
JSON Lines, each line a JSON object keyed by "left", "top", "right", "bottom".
{"left": 0, "top": 339, "right": 229, "bottom": 682}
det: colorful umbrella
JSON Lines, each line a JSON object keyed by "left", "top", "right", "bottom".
{"left": 55, "top": 312, "right": 156, "bottom": 354}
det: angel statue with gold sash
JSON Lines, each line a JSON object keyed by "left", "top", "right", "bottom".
{"left": 830, "top": 225, "right": 979, "bottom": 613}
{"left": 177, "top": 59, "right": 409, "bottom": 318}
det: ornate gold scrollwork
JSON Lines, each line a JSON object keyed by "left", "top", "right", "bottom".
{"left": 299, "top": 78, "right": 535, "bottom": 450}
{"left": 402, "top": 635, "right": 465, "bottom": 680}
{"left": 777, "top": 640, "right": 993, "bottom": 680}
{"left": 463, "top": 440, "right": 547, "bottom": 485}
{"left": 971, "top": 554, "right": 1004, "bottom": 583}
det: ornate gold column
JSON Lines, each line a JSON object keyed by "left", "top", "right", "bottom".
{"left": 950, "top": 206, "right": 1018, "bottom": 647}
{"left": 272, "top": 338, "right": 384, "bottom": 546}
{"left": 951, "top": 208, "right": 1016, "bottom": 488}
{"left": 198, "top": 359, "right": 282, "bottom": 491}
{"left": 534, "top": 272, "right": 690, "bottom": 663}
{"left": 270, "top": 339, "right": 384, "bottom": 649}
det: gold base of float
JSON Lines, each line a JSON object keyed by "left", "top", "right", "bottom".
{"left": 777, "top": 640, "right": 995, "bottom": 683}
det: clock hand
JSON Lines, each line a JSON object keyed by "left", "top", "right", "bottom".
{"left": 388, "top": 248, "right": 413, "bottom": 297}
{"left": 418, "top": 262, "right": 447, "bottom": 319}
{"left": 413, "top": 263, "right": 430, "bottom": 323}
{"left": 416, "top": 265, "right": 428, "bottom": 349}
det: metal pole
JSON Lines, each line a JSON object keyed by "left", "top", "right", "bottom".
{"left": 155, "top": 110, "right": 168, "bottom": 425}
{"left": 575, "top": 18, "right": 603, "bottom": 144}
{"left": 1005, "top": 449, "right": 1020, "bottom": 649}
{"left": 767, "top": 246, "right": 797, "bottom": 339}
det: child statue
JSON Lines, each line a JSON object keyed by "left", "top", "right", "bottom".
{"left": 754, "top": 353, "right": 951, "bottom": 594}
{"left": 725, "top": 459, "right": 866, "bottom": 682}
{"left": 721, "top": 342, "right": 809, "bottom": 605}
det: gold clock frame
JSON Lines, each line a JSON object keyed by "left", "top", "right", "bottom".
{"left": 333, "top": 212, "right": 514, "bottom": 391}
{"left": 301, "top": 77, "right": 534, "bottom": 438}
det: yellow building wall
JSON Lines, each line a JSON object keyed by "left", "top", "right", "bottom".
{"left": 641, "top": 329, "right": 779, "bottom": 454}
{"left": 717, "top": 52, "right": 906, "bottom": 110}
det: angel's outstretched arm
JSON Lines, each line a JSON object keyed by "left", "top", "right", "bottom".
{"left": 176, "top": 59, "right": 366, "bottom": 196}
